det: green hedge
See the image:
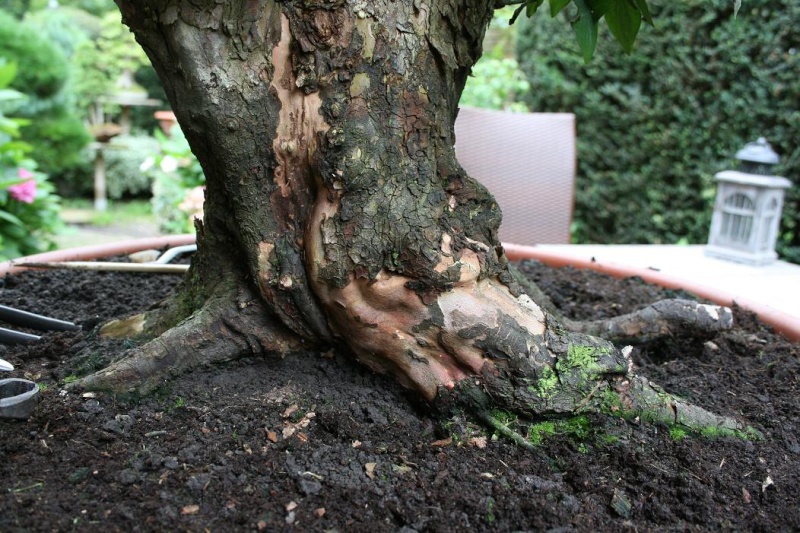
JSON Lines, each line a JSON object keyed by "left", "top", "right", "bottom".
{"left": 517, "top": 0, "right": 799, "bottom": 262}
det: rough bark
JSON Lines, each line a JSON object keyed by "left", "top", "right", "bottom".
{"left": 82, "top": 0, "right": 752, "bottom": 438}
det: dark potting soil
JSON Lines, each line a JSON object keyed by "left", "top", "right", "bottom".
{"left": 0, "top": 259, "right": 798, "bottom": 532}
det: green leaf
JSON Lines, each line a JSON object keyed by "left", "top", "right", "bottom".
{"left": 549, "top": 0, "right": 571, "bottom": 17}
{"left": 510, "top": 4, "right": 527, "bottom": 25}
{"left": 733, "top": 0, "right": 741, "bottom": 18}
{"left": 511, "top": 0, "right": 543, "bottom": 23}
{"left": 4, "top": 223, "right": 27, "bottom": 239}
{"left": 526, "top": 0, "right": 545, "bottom": 17}
{"left": 0, "top": 177, "right": 26, "bottom": 189}
{"left": 0, "top": 140, "right": 32, "bottom": 154}
{"left": 0, "top": 116, "right": 20, "bottom": 136}
{"left": 0, "top": 61, "right": 17, "bottom": 89}
{"left": 588, "top": 0, "right": 614, "bottom": 18}
{"left": 0, "top": 209, "right": 24, "bottom": 227}
{"left": 0, "top": 88, "right": 25, "bottom": 104}
{"left": 605, "top": 0, "right": 642, "bottom": 53}
{"left": 572, "top": 0, "right": 598, "bottom": 63}
{"left": 632, "top": 0, "right": 654, "bottom": 26}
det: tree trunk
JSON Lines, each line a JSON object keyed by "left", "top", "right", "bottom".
{"left": 86, "top": 0, "right": 753, "bottom": 439}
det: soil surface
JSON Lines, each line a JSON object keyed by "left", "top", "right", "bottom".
{"left": 1, "top": 258, "right": 797, "bottom": 532}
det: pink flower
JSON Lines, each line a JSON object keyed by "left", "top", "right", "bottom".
{"left": 8, "top": 169, "right": 37, "bottom": 204}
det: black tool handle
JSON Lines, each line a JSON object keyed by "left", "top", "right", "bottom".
{"left": 0, "top": 305, "right": 79, "bottom": 332}
{"left": 0, "top": 326, "right": 41, "bottom": 344}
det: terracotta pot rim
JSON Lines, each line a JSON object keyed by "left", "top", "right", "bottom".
{"left": 2, "top": 236, "right": 797, "bottom": 343}
{"left": 0, "top": 235, "right": 196, "bottom": 277}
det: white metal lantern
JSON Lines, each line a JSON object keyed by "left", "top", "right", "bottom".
{"left": 706, "top": 138, "right": 791, "bottom": 265}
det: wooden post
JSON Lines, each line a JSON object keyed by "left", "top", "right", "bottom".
{"left": 93, "top": 143, "right": 107, "bottom": 211}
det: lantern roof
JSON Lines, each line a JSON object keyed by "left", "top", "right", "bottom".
{"left": 714, "top": 170, "right": 791, "bottom": 189}
{"left": 735, "top": 137, "right": 780, "bottom": 165}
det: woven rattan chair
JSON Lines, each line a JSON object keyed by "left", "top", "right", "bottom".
{"left": 454, "top": 107, "right": 576, "bottom": 244}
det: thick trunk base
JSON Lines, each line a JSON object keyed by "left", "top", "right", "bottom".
{"left": 94, "top": 0, "right": 758, "bottom": 442}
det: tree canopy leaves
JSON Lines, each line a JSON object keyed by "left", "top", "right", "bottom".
{"left": 509, "top": 0, "right": 654, "bottom": 62}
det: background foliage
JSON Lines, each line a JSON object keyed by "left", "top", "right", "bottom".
{"left": 2, "top": 3, "right": 160, "bottom": 200}
{"left": 101, "top": 134, "right": 159, "bottom": 199}
{"left": 0, "top": 8, "right": 91, "bottom": 180}
{"left": 517, "top": 0, "right": 799, "bottom": 262}
{"left": 0, "top": 9, "right": 68, "bottom": 99}
{"left": 142, "top": 125, "right": 206, "bottom": 234}
{"left": 0, "top": 60, "right": 62, "bottom": 259}
{"left": 461, "top": 7, "right": 530, "bottom": 111}
{"left": 71, "top": 10, "right": 150, "bottom": 124}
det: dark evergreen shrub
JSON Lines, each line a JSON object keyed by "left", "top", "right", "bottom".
{"left": 517, "top": 0, "right": 799, "bottom": 262}
{"left": 20, "top": 108, "right": 91, "bottom": 174}
{"left": 0, "top": 9, "right": 68, "bottom": 99}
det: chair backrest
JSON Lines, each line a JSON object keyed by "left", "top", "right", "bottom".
{"left": 454, "top": 107, "right": 576, "bottom": 244}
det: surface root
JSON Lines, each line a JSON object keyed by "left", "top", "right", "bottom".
{"left": 567, "top": 299, "right": 734, "bottom": 342}
{"left": 74, "top": 295, "right": 303, "bottom": 395}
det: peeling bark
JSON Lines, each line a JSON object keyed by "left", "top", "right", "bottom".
{"left": 82, "top": 0, "right": 752, "bottom": 439}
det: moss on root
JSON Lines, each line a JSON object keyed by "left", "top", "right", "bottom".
{"left": 446, "top": 371, "right": 762, "bottom": 453}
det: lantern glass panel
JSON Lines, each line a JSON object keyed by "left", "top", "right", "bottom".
{"left": 759, "top": 197, "right": 780, "bottom": 251}
{"left": 720, "top": 193, "right": 755, "bottom": 246}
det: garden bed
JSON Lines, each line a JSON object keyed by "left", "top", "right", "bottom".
{"left": 0, "top": 259, "right": 797, "bottom": 531}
